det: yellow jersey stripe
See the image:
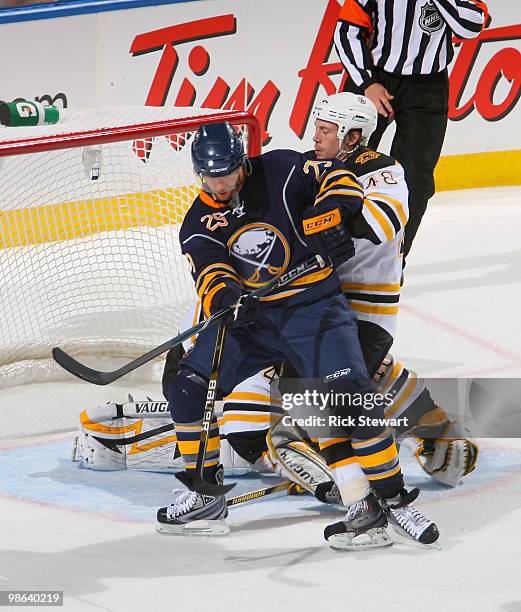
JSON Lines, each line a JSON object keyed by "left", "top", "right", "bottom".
{"left": 223, "top": 413, "right": 272, "bottom": 423}
{"left": 178, "top": 436, "right": 220, "bottom": 455}
{"left": 202, "top": 282, "right": 227, "bottom": 317}
{"left": 289, "top": 267, "right": 333, "bottom": 286}
{"left": 314, "top": 188, "right": 363, "bottom": 207}
{"left": 260, "top": 288, "right": 306, "bottom": 301}
{"left": 356, "top": 445, "right": 398, "bottom": 469}
{"left": 341, "top": 282, "right": 401, "bottom": 293}
{"left": 363, "top": 199, "right": 394, "bottom": 241}
{"left": 329, "top": 455, "right": 358, "bottom": 470}
{"left": 224, "top": 392, "right": 272, "bottom": 403}
{"left": 369, "top": 193, "right": 408, "bottom": 227}
{"left": 320, "top": 171, "right": 362, "bottom": 193}
{"left": 195, "top": 262, "right": 237, "bottom": 292}
{"left": 350, "top": 302, "right": 400, "bottom": 316}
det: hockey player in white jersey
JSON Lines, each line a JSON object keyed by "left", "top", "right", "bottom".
{"left": 308, "top": 92, "right": 477, "bottom": 493}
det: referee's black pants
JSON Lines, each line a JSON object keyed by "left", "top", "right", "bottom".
{"left": 344, "top": 69, "right": 449, "bottom": 261}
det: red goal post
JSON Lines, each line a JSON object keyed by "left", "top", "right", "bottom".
{"left": 0, "top": 108, "right": 261, "bottom": 157}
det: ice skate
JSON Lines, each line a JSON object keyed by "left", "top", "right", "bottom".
{"left": 385, "top": 488, "right": 440, "bottom": 546}
{"left": 156, "top": 466, "right": 229, "bottom": 536}
{"left": 324, "top": 492, "right": 393, "bottom": 551}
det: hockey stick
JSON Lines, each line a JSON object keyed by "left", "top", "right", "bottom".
{"left": 227, "top": 481, "right": 292, "bottom": 507}
{"left": 52, "top": 254, "right": 328, "bottom": 385}
{"left": 191, "top": 321, "right": 233, "bottom": 496}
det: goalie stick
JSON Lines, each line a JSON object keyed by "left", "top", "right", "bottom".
{"left": 227, "top": 481, "right": 292, "bottom": 507}
{"left": 52, "top": 255, "right": 328, "bottom": 385}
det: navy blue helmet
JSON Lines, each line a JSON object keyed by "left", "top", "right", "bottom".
{"left": 191, "top": 121, "right": 246, "bottom": 178}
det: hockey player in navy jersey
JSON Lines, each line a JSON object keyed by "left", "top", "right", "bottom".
{"left": 156, "top": 121, "right": 439, "bottom": 547}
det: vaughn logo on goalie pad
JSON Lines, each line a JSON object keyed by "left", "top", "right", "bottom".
{"left": 277, "top": 446, "right": 324, "bottom": 488}
{"left": 135, "top": 402, "right": 169, "bottom": 414}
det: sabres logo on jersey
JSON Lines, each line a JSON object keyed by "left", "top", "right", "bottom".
{"left": 227, "top": 223, "right": 290, "bottom": 287}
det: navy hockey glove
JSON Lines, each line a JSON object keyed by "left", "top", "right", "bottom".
{"left": 210, "top": 281, "right": 242, "bottom": 315}
{"left": 210, "top": 281, "right": 259, "bottom": 328}
{"left": 227, "top": 293, "right": 260, "bottom": 329}
{"left": 302, "top": 205, "right": 355, "bottom": 268}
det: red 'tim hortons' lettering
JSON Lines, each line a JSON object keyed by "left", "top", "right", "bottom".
{"left": 130, "top": 15, "right": 279, "bottom": 145}
{"left": 450, "top": 23, "right": 521, "bottom": 122}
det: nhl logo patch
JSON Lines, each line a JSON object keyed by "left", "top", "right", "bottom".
{"left": 419, "top": 2, "right": 443, "bottom": 34}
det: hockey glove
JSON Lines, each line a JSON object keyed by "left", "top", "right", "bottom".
{"left": 210, "top": 281, "right": 242, "bottom": 315}
{"left": 210, "top": 280, "right": 259, "bottom": 328}
{"left": 227, "top": 293, "right": 260, "bottom": 328}
{"left": 302, "top": 205, "right": 355, "bottom": 268}
{"left": 415, "top": 438, "right": 478, "bottom": 487}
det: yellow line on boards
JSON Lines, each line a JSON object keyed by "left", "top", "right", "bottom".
{"left": 0, "top": 185, "right": 198, "bottom": 248}
{"left": 435, "top": 149, "right": 521, "bottom": 191}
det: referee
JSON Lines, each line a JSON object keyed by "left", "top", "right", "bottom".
{"left": 335, "top": 0, "right": 488, "bottom": 263}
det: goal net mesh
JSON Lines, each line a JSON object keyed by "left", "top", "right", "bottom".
{"left": 0, "top": 106, "right": 260, "bottom": 390}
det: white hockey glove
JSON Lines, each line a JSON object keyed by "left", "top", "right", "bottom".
{"left": 415, "top": 438, "right": 478, "bottom": 487}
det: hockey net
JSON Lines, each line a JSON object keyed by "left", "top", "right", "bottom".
{"left": 0, "top": 106, "right": 260, "bottom": 438}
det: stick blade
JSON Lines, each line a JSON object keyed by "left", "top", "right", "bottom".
{"left": 52, "top": 347, "right": 116, "bottom": 385}
{"left": 193, "top": 477, "right": 236, "bottom": 497}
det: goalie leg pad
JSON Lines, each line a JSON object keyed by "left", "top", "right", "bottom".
{"left": 266, "top": 419, "right": 333, "bottom": 494}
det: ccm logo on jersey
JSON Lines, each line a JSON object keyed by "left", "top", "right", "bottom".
{"left": 324, "top": 368, "right": 351, "bottom": 381}
{"left": 303, "top": 208, "right": 341, "bottom": 235}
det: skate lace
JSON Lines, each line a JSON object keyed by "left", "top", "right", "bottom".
{"left": 166, "top": 489, "right": 198, "bottom": 519}
{"left": 345, "top": 500, "right": 368, "bottom": 521}
{"left": 391, "top": 505, "right": 431, "bottom": 538}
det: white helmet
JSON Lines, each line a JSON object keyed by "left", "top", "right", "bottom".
{"left": 312, "top": 93, "right": 378, "bottom": 146}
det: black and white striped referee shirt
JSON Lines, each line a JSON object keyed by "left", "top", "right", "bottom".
{"left": 334, "top": 0, "right": 488, "bottom": 88}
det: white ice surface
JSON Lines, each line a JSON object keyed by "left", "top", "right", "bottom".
{"left": 1, "top": 186, "right": 521, "bottom": 611}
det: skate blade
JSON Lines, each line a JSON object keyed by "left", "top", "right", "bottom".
{"left": 155, "top": 519, "right": 230, "bottom": 537}
{"left": 389, "top": 523, "right": 441, "bottom": 550}
{"left": 327, "top": 527, "right": 393, "bottom": 551}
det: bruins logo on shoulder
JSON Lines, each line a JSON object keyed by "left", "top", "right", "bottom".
{"left": 355, "top": 151, "right": 381, "bottom": 164}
